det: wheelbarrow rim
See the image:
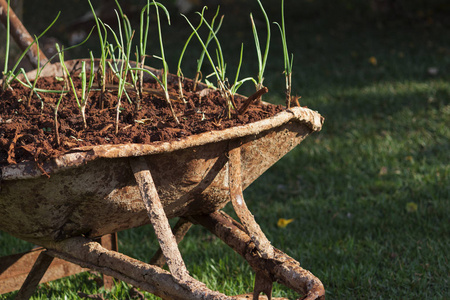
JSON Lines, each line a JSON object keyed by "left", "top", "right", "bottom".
{"left": 1, "top": 105, "right": 323, "bottom": 181}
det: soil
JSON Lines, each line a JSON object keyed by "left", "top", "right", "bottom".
{"left": 0, "top": 74, "right": 283, "bottom": 167}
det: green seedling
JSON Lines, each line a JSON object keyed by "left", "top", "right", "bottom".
{"left": 106, "top": 6, "right": 135, "bottom": 134}
{"left": 79, "top": 57, "right": 96, "bottom": 130}
{"left": 195, "top": 7, "right": 227, "bottom": 86}
{"left": 177, "top": 6, "right": 207, "bottom": 101}
{"left": 182, "top": 13, "right": 220, "bottom": 83}
{"left": 227, "top": 43, "right": 258, "bottom": 116}
{"left": 54, "top": 82, "right": 67, "bottom": 147}
{"left": 2, "top": 0, "right": 11, "bottom": 89}
{"left": 193, "top": 7, "right": 224, "bottom": 91}
{"left": 230, "top": 43, "right": 256, "bottom": 96}
{"left": 183, "top": 12, "right": 223, "bottom": 84}
{"left": 114, "top": 0, "right": 138, "bottom": 98}
{"left": 88, "top": 51, "right": 96, "bottom": 95}
{"left": 27, "top": 37, "right": 43, "bottom": 107}
{"left": 274, "top": 0, "right": 294, "bottom": 108}
{"left": 184, "top": 8, "right": 240, "bottom": 118}
{"left": 56, "top": 43, "right": 88, "bottom": 129}
{"left": 88, "top": 0, "right": 109, "bottom": 109}
{"left": 107, "top": 50, "right": 129, "bottom": 134}
{"left": 122, "top": 0, "right": 169, "bottom": 111}
{"left": 12, "top": 29, "right": 92, "bottom": 110}
{"left": 250, "top": 0, "right": 271, "bottom": 94}
{"left": 152, "top": 0, "right": 179, "bottom": 124}
{"left": 113, "top": 0, "right": 179, "bottom": 123}
{"left": 135, "top": 0, "right": 152, "bottom": 109}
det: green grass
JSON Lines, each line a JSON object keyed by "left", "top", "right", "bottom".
{"left": 1, "top": 0, "right": 449, "bottom": 298}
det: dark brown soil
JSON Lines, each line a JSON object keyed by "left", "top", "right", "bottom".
{"left": 0, "top": 75, "right": 283, "bottom": 167}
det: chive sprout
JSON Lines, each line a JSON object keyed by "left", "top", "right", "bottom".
{"left": 274, "top": 0, "right": 294, "bottom": 108}
{"left": 230, "top": 43, "right": 257, "bottom": 96}
{"left": 88, "top": 0, "right": 109, "bottom": 109}
{"left": 251, "top": 0, "right": 271, "bottom": 92}
{"left": 193, "top": 7, "right": 224, "bottom": 91}
{"left": 2, "top": 0, "right": 11, "bottom": 90}
{"left": 54, "top": 82, "right": 67, "bottom": 146}
{"left": 56, "top": 43, "right": 89, "bottom": 129}
{"left": 177, "top": 6, "right": 207, "bottom": 101}
{"left": 152, "top": 0, "right": 179, "bottom": 124}
{"left": 183, "top": 9, "right": 238, "bottom": 118}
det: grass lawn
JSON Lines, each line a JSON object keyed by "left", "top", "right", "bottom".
{"left": 1, "top": 0, "right": 449, "bottom": 299}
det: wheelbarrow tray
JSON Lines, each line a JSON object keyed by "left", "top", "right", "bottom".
{"left": 0, "top": 60, "right": 323, "bottom": 245}
{"left": 1, "top": 103, "right": 322, "bottom": 245}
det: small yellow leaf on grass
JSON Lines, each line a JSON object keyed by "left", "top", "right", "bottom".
{"left": 277, "top": 218, "right": 294, "bottom": 228}
{"left": 406, "top": 202, "right": 418, "bottom": 213}
{"left": 379, "top": 166, "right": 388, "bottom": 176}
{"left": 369, "top": 56, "right": 378, "bottom": 66}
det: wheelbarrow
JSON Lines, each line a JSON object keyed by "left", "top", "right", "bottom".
{"left": 0, "top": 2, "right": 325, "bottom": 299}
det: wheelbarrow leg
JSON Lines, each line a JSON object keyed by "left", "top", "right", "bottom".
{"left": 191, "top": 211, "right": 326, "bottom": 300}
{"left": 228, "top": 146, "right": 274, "bottom": 259}
{"left": 150, "top": 218, "right": 192, "bottom": 268}
{"left": 228, "top": 146, "right": 275, "bottom": 299}
{"left": 129, "top": 157, "right": 189, "bottom": 281}
{"left": 99, "top": 233, "right": 119, "bottom": 289}
{"left": 14, "top": 251, "right": 54, "bottom": 300}
{"left": 47, "top": 236, "right": 232, "bottom": 299}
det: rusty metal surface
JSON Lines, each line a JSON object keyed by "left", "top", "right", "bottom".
{"left": 0, "top": 247, "right": 87, "bottom": 294}
{"left": 191, "top": 211, "right": 325, "bottom": 300}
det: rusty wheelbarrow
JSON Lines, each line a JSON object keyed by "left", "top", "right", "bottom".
{"left": 0, "top": 3, "right": 325, "bottom": 300}
{"left": 1, "top": 66, "right": 325, "bottom": 299}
